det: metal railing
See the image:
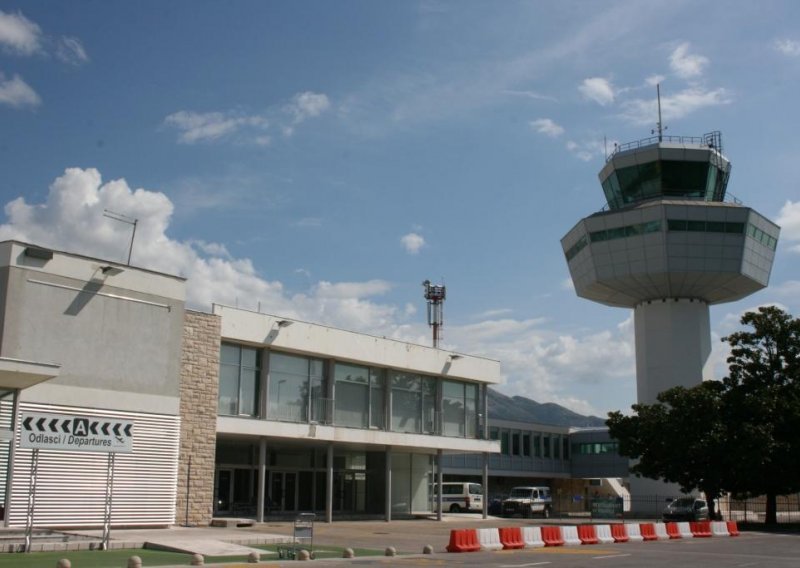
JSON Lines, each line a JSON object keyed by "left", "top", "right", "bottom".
{"left": 606, "top": 131, "right": 723, "bottom": 161}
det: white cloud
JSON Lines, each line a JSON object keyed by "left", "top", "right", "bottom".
{"left": 474, "top": 308, "right": 513, "bottom": 319}
{"left": 288, "top": 91, "right": 331, "bottom": 122}
{"left": 561, "top": 277, "right": 574, "bottom": 291}
{"left": 0, "top": 72, "right": 40, "bottom": 108}
{"left": 401, "top": 232, "right": 426, "bottom": 254}
{"left": 774, "top": 39, "right": 800, "bottom": 57}
{"left": 164, "top": 111, "right": 267, "bottom": 144}
{"left": 619, "top": 87, "right": 730, "bottom": 125}
{"left": 579, "top": 77, "right": 615, "bottom": 106}
{"left": 669, "top": 42, "right": 709, "bottom": 78}
{"left": 645, "top": 74, "right": 665, "bottom": 87}
{"left": 503, "top": 89, "right": 558, "bottom": 102}
{"left": 0, "top": 167, "right": 411, "bottom": 335}
{"left": 776, "top": 200, "right": 800, "bottom": 252}
{"left": 165, "top": 91, "right": 329, "bottom": 144}
{"left": 530, "top": 118, "right": 564, "bottom": 138}
{"left": 565, "top": 138, "right": 607, "bottom": 162}
{"left": 56, "top": 36, "right": 89, "bottom": 65}
{"left": 0, "top": 10, "right": 42, "bottom": 55}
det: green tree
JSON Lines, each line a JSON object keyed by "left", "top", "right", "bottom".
{"left": 721, "top": 306, "right": 800, "bottom": 525}
{"left": 607, "top": 381, "right": 729, "bottom": 519}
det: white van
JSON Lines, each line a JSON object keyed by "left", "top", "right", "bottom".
{"left": 434, "top": 482, "right": 484, "bottom": 513}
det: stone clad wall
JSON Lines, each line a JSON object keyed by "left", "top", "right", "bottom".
{"left": 176, "top": 310, "right": 221, "bottom": 526}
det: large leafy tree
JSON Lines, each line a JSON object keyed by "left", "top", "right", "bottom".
{"left": 607, "top": 381, "right": 729, "bottom": 519}
{"left": 721, "top": 306, "right": 800, "bottom": 524}
{"left": 608, "top": 306, "right": 800, "bottom": 524}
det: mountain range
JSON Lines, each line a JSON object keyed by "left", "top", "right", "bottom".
{"left": 488, "top": 388, "right": 607, "bottom": 428}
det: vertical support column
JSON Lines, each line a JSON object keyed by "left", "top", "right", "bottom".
{"left": 101, "top": 452, "right": 116, "bottom": 550}
{"left": 24, "top": 448, "right": 39, "bottom": 552}
{"left": 482, "top": 452, "right": 489, "bottom": 519}
{"left": 436, "top": 450, "right": 443, "bottom": 521}
{"left": 384, "top": 448, "right": 392, "bottom": 522}
{"left": 5, "top": 390, "right": 20, "bottom": 528}
{"left": 326, "top": 442, "right": 333, "bottom": 523}
{"left": 257, "top": 438, "right": 267, "bottom": 522}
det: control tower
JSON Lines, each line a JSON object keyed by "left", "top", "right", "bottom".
{"left": 561, "top": 127, "right": 780, "bottom": 404}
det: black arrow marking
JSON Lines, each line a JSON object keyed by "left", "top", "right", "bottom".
{"left": 36, "top": 418, "right": 46, "bottom": 432}
{"left": 61, "top": 420, "right": 71, "bottom": 433}
{"left": 48, "top": 419, "right": 59, "bottom": 432}
{"left": 124, "top": 424, "right": 132, "bottom": 437}
{"left": 113, "top": 423, "right": 122, "bottom": 436}
{"left": 91, "top": 421, "right": 99, "bottom": 435}
{"left": 23, "top": 417, "right": 33, "bottom": 430}
{"left": 101, "top": 422, "right": 110, "bottom": 435}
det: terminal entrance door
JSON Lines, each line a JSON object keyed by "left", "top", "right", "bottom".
{"left": 269, "top": 471, "right": 297, "bottom": 513}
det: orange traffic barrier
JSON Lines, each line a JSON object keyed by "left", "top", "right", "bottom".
{"left": 541, "top": 526, "right": 565, "bottom": 546}
{"left": 640, "top": 523, "right": 658, "bottom": 541}
{"left": 690, "top": 521, "right": 712, "bottom": 537}
{"left": 610, "top": 523, "right": 629, "bottom": 543}
{"left": 446, "top": 529, "right": 481, "bottom": 552}
{"left": 665, "top": 522, "right": 682, "bottom": 539}
{"left": 726, "top": 521, "right": 740, "bottom": 537}
{"left": 577, "top": 524, "right": 599, "bottom": 544}
{"left": 499, "top": 527, "right": 525, "bottom": 550}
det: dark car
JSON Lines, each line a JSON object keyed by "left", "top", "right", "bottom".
{"left": 662, "top": 497, "right": 709, "bottom": 521}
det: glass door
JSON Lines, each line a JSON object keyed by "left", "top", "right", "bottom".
{"left": 214, "top": 469, "right": 233, "bottom": 515}
{"left": 269, "top": 471, "right": 298, "bottom": 513}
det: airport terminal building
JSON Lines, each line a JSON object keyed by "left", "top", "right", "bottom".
{"left": 0, "top": 241, "right": 624, "bottom": 528}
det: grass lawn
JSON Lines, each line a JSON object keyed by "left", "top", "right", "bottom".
{"left": 0, "top": 543, "right": 386, "bottom": 567}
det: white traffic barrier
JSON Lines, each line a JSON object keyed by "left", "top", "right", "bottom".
{"left": 677, "top": 522, "right": 694, "bottom": 538}
{"left": 477, "top": 528, "right": 503, "bottom": 551}
{"left": 654, "top": 523, "right": 670, "bottom": 540}
{"left": 522, "top": 526, "right": 544, "bottom": 548}
{"left": 561, "top": 525, "right": 582, "bottom": 546}
{"left": 625, "top": 523, "right": 644, "bottom": 542}
{"left": 711, "top": 521, "right": 729, "bottom": 536}
{"left": 594, "top": 524, "right": 615, "bottom": 544}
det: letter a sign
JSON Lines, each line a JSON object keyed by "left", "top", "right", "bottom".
{"left": 73, "top": 418, "right": 89, "bottom": 437}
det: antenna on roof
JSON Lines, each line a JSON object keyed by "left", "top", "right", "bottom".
{"left": 651, "top": 83, "right": 667, "bottom": 142}
{"left": 422, "top": 279, "right": 446, "bottom": 349}
{"left": 103, "top": 209, "right": 138, "bottom": 266}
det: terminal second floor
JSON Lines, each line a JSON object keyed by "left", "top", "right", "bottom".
{"left": 210, "top": 304, "right": 501, "bottom": 455}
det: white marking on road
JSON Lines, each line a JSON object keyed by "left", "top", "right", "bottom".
{"left": 499, "top": 563, "right": 551, "bottom": 567}
{"left": 593, "top": 554, "right": 631, "bottom": 559}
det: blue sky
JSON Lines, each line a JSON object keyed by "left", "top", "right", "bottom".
{"left": 1, "top": 1, "right": 799, "bottom": 416}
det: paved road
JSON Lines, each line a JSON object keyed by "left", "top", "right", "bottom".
{"left": 232, "top": 518, "right": 800, "bottom": 568}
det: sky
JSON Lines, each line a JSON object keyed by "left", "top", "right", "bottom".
{"left": 1, "top": 1, "right": 799, "bottom": 417}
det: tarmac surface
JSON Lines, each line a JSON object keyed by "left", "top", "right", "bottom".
{"left": 4, "top": 515, "right": 800, "bottom": 567}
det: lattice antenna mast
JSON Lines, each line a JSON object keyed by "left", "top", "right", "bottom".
{"left": 652, "top": 83, "right": 667, "bottom": 142}
{"left": 422, "top": 280, "right": 446, "bottom": 349}
{"left": 103, "top": 209, "right": 138, "bottom": 265}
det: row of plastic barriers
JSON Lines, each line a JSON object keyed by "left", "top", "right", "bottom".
{"left": 446, "top": 521, "right": 739, "bottom": 552}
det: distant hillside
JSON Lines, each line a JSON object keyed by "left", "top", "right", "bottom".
{"left": 488, "top": 388, "right": 606, "bottom": 428}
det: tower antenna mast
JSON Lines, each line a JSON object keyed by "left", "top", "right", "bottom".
{"left": 422, "top": 280, "right": 446, "bottom": 349}
{"left": 103, "top": 209, "right": 138, "bottom": 265}
{"left": 653, "top": 83, "right": 667, "bottom": 142}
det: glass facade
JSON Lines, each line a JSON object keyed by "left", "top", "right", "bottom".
{"left": 219, "top": 343, "right": 260, "bottom": 416}
{"left": 601, "top": 158, "right": 729, "bottom": 210}
{"left": 217, "top": 344, "right": 482, "bottom": 439}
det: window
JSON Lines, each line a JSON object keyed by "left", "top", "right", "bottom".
{"left": 543, "top": 435, "right": 551, "bottom": 458}
{"left": 522, "top": 433, "right": 531, "bottom": 457}
{"left": 333, "top": 364, "right": 385, "bottom": 429}
{"left": 563, "top": 437, "right": 570, "bottom": 460}
{"left": 553, "top": 435, "right": 561, "bottom": 459}
{"left": 267, "top": 352, "right": 325, "bottom": 423}
{"left": 500, "top": 431, "right": 509, "bottom": 455}
{"left": 219, "top": 343, "right": 260, "bottom": 417}
{"left": 390, "top": 372, "right": 436, "bottom": 434}
{"left": 533, "top": 434, "right": 541, "bottom": 458}
{"left": 442, "top": 380, "right": 466, "bottom": 437}
{"left": 512, "top": 431, "right": 520, "bottom": 455}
